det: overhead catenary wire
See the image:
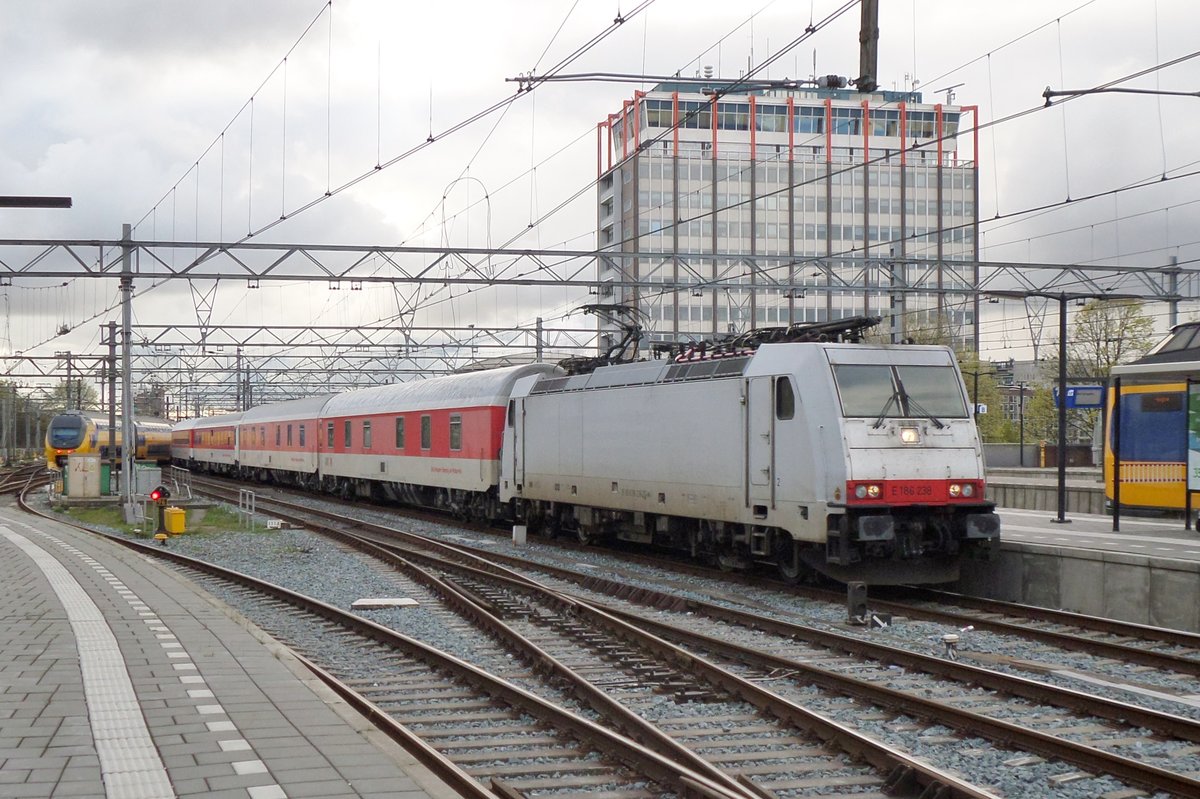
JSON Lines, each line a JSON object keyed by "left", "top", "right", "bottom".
{"left": 15, "top": 1, "right": 1199, "bottom": 374}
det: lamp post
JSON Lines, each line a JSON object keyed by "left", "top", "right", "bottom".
{"left": 986, "top": 289, "right": 1141, "bottom": 523}
{"left": 1018, "top": 381, "right": 1027, "bottom": 467}
{"left": 963, "top": 368, "right": 999, "bottom": 422}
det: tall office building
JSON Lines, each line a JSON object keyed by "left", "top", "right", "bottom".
{"left": 595, "top": 80, "right": 979, "bottom": 351}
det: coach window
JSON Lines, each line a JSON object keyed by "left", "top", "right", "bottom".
{"left": 775, "top": 377, "right": 795, "bottom": 420}
{"left": 344, "top": 420, "right": 352, "bottom": 447}
{"left": 363, "top": 420, "right": 372, "bottom": 449}
{"left": 395, "top": 417, "right": 405, "bottom": 449}
{"left": 326, "top": 422, "right": 334, "bottom": 448}
{"left": 449, "top": 413, "right": 462, "bottom": 451}
{"left": 299, "top": 425, "right": 306, "bottom": 447}
{"left": 287, "top": 424, "right": 293, "bottom": 446}
{"left": 275, "top": 425, "right": 281, "bottom": 446}
{"left": 420, "top": 414, "right": 432, "bottom": 450}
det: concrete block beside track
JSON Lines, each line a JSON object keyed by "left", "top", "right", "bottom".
{"left": 958, "top": 543, "right": 1200, "bottom": 633}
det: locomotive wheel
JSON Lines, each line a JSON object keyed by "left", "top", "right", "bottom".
{"left": 576, "top": 526, "right": 594, "bottom": 545}
{"left": 775, "top": 538, "right": 803, "bottom": 583}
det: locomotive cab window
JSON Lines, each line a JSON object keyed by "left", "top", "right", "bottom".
{"left": 833, "top": 364, "right": 968, "bottom": 419}
{"left": 775, "top": 377, "right": 795, "bottom": 420}
{"left": 420, "top": 415, "right": 432, "bottom": 450}
{"left": 507, "top": 400, "right": 515, "bottom": 427}
{"left": 395, "top": 417, "right": 405, "bottom": 449}
{"left": 449, "top": 414, "right": 462, "bottom": 451}
{"left": 363, "top": 420, "right": 372, "bottom": 450}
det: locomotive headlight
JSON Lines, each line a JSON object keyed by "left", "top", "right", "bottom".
{"left": 949, "top": 483, "right": 962, "bottom": 497}
{"left": 855, "top": 483, "right": 881, "bottom": 499}
{"left": 899, "top": 426, "right": 920, "bottom": 444}
{"left": 961, "top": 482, "right": 975, "bottom": 497}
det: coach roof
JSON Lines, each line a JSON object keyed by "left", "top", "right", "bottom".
{"left": 322, "top": 363, "right": 560, "bottom": 416}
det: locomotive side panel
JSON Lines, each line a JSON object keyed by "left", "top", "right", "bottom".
{"left": 519, "top": 378, "right": 745, "bottom": 521}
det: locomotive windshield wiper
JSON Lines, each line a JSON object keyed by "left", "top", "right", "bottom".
{"left": 893, "top": 372, "right": 946, "bottom": 429}
{"left": 903, "top": 394, "right": 946, "bottom": 429}
{"left": 871, "top": 392, "right": 899, "bottom": 429}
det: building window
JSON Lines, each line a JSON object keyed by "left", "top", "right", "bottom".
{"left": 395, "top": 417, "right": 405, "bottom": 449}
{"left": 449, "top": 414, "right": 462, "bottom": 451}
{"left": 679, "top": 100, "right": 711, "bottom": 129}
{"left": 755, "top": 104, "right": 787, "bottom": 133}
{"left": 344, "top": 420, "right": 352, "bottom": 448}
{"left": 831, "top": 106, "right": 863, "bottom": 136}
{"left": 643, "top": 98, "right": 672, "bottom": 128}
{"left": 793, "top": 106, "right": 825, "bottom": 135}
{"left": 716, "top": 102, "right": 750, "bottom": 130}
{"left": 421, "top": 415, "right": 432, "bottom": 450}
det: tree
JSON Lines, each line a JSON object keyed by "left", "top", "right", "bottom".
{"left": 1068, "top": 299, "right": 1156, "bottom": 377}
{"left": 48, "top": 379, "right": 100, "bottom": 412}
{"left": 956, "top": 350, "right": 1009, "bottom": 442}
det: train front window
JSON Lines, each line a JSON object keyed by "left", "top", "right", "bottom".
{"left": 833, "top": 365, "right": 896, "bottom": 417}
{"left": 832, "top": 364, "right": 967, "bottom": 419}
{"left": 49, "top": 416, "right": 85, "bottom": 448}
{"left": 894, "top": 366, "right": 969, "bottom": 418}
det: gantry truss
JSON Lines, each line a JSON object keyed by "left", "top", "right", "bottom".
{"left": 1, "top": 236, "right": 1195, "bottom": 415}
{"left": 0, "top": 238, "right": 1192, "bottom": 300}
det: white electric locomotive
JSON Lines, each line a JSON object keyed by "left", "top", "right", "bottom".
{"left": 174, "top": 317, "right": 998, "bottom": 585}
{"left": 499, "top": 337, "right": 998, "bottom": 585}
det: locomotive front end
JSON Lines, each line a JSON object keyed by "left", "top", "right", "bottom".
{"left": 45, "top": 412, "right": 92, "bottom": 469}
{"left": 821, "top": 348, "right": 1000, "bottom": 584}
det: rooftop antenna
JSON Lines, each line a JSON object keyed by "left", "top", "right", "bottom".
{"left": 935, "top": 82, "right": 964, "bottom": 104}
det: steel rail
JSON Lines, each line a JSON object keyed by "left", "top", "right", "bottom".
{"left": 892, "top": 585, "right": 1200, "bottom": 651}
{"left": 17, "top": 487, "right": 752, "bottom": 799}
{"left": 194, "top": 485, "right": 1003, "bottom": 799}
{"left": 193, "top": 479, "right": 1200, "bottom": 798}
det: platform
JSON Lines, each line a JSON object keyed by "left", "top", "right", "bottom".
{"left": 0, "top": 499, "right": 465, "bottom": 799}
{"left": 958, "top": 506, "right": 1200, "bottom": 632}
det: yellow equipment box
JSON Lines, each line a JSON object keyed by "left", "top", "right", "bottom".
{"left": 164, "top": 507, "right": 186, "bottom": 535}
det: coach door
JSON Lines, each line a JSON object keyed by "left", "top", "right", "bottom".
{"left": 745, "top": 377, "right": 775, "bottom": 511}
{"left": 508, "top": 399, "right": 526, "bottom": 490}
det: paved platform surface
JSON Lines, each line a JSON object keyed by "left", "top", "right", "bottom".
{"left": 0, "top": 500, "right": 466, "bottom": 799}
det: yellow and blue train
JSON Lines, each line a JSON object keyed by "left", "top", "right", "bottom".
{"left": 45, "top": 410, "right": 173, "bottom": 470}
{"left": 1105, "top": 321, "right": 1200, "bottom": 512}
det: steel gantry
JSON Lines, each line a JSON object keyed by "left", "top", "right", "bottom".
{"left": 2, "top": 235, "right": 1197, "bottom": 416}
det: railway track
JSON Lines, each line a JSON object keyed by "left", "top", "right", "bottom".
{"left": 185, "top": 478, "right": 1200, "bottom": 797}
{"left": 18, "top": 486, "right": 756, "bottom": 799}
{"left": 191, "top": 471, "right": 1200, "bottom": 683}
{"left": 0, "top": 463, "right": 49, "bottom": 495}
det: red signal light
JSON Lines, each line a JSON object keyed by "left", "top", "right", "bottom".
{"left": 150, "top": 485, "right": 170, "bottom": 503}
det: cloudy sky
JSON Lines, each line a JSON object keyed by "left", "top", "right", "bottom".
{"left": 2, "top": 0, "right": 1197, "bottom": 377}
